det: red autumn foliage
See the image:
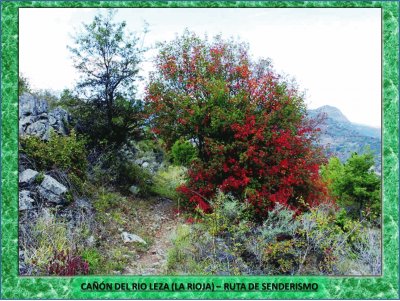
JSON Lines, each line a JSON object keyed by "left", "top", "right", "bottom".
{"left": 47, "top": 251, "right": 89, "bottom": 276}
{"left": 146, "top": 31, "right": 329, "bottom": 220}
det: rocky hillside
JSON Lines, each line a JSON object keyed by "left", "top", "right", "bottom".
{"left": 307, "top": 105, "right": 381, "bottom": 172}
{"left": 18, "top": 93, "right": 176, "bottom": 276}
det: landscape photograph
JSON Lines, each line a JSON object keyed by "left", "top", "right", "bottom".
{"left": 18, "top": 8, "right": 381, "bottom": 276}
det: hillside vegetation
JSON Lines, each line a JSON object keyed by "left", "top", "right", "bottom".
{"left": 19, "top": 11, "right": 381, "bottom": 276}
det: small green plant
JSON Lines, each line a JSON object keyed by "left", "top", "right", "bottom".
{"left": 19, "top": 74, "right": 31, "bottom": 95}
{"left": 136, "top": 139, "right": 160, "bottom": 153}
{"left": 23, "top": 214, "right": 72, "bottom": 272}
{"left": 263, "top": 239, "right": 299, "bottom": 274}
{"left": 34, "top": 172, "right": 45, "bottom": 184}
{"left": 111, "top": 211, "right": 124, "bottom": 225}
{"left": 65, "top": 191, "right": 74, "bottom": 204}
{"left": 93, "top": 189, "right": 123, "bottom": 212}
{"left": 118, "top": 162, "right": 153, "bottom": 196}
{"left": 101, "top": 246, "right": 131, "bottom": 274}
{"left": 81, "top": 248, "right": 102, "bottom": 273}
{"left": 167, "top": 192, "right": 254, "bottom": 275}
{"left": 171, "top": 140, "right": 197, "bottom": 166}
{"left": 167, "top": 224, "right": 193, "bottom": 272}
{"left": 68, "top": 172, "right": 86, "bottom": 195}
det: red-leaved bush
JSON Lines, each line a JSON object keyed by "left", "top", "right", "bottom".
{"left": 47, "top": 251, "right": 89, "bottom": 276}
{"left": 146, "top": 31, "right": 329, "bottom": 220}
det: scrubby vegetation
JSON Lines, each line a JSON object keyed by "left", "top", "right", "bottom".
{"left": 166, "top": 192, "right": 380, "bottom": 276}
{"left": 19, "top": 10, "right": 381, "bottom": 277}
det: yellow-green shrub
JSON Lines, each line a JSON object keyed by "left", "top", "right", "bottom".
{"left": 81, "top": 248, "right": 102, "bottom": 274}
{"left": 23, "top": 215, "right": 71, "bottom": 272}
{"left": 20, "top": 129, "right": 87, "bottom": 178}
{"left": 151, "top": 165, "right": 187, "bottom": 200}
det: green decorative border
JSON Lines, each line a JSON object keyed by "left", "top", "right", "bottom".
{"left": 1, "top": 1, "right": 398, "bottom": 299}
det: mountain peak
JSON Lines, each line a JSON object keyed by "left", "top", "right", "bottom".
{"left": 312, "top": 105, "right": 350, "bottom": 124}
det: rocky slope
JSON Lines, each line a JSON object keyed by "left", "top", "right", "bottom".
{"left": 18, "top": 94, "right": 96, "bottom": 275}
{"left": 307, "top": 105, "right": 381, "bottom": 172}
{"left": 18, "top": 93, "right": 174, "bottom": 276}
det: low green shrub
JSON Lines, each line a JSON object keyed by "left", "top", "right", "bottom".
{"left": 93, "top": 189, "right": 124, "bottom": 213}
{"left": 136, "top": 139, "right": 163, "bottom": 154}
{"left": 100, "top": 245, "right": 131, "bottom": 274}
{"left": 80, "top": 248, "right": 102, "bottom": 274}
{"left": 167, "top": 224, "right": 224, "bottom": 275}
{"left": 90, "top": 150, "right": 154, "bottom": 196}
{"left": 166, "top": 191, "right": 254, "bottom": 275}
{"left": 22, "top": 214, "right": 74, "bottom": 274}
{"left": 34, "top": 172, "right": 45, "bottom": 185}
{"left": 118, "top": 162, "right": 153, "bottom": 196}
{"left": 20, "top": 129, "right": 87, "bottom": 179}
{"left": 171, "top": 140, "right": 197, "bottom": 166}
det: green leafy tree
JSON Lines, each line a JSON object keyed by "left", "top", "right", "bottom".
{"left": 321, "top": 157, "right": 344, "bottom": 196}
{"left": 19, "top": 74, "right": 31, "bottom": 95}
{"left": 321, "top": 152, "right": 381, "bottom": 221}
{"left": 68, "top": 10, "right": 145, "bottom": 145}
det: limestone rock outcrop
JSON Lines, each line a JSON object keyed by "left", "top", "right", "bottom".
{"left": 19, "top": 93, "right": 72, "bottom": 140}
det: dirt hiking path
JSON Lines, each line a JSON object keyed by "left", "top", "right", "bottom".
{"left": 123, "top": 197, "right": 180, "bottom": 275}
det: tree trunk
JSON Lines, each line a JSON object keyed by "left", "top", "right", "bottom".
{"left": 107, "top": 93, "right": 113, "bottom": 127}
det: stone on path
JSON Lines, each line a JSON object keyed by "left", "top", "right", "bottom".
{"left": 121, "top": 231, "right": 147, "bottom": 244}
{"left": 129, "top": 185, "right": 140, "bottom": 196}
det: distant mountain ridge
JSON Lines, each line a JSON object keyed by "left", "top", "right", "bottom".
{"left": 307, "top": 105, "right": 381, "bottom": 172}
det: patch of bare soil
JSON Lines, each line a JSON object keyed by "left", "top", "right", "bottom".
{"left": 122, "top": 197, "right": 180, "bottom": 275}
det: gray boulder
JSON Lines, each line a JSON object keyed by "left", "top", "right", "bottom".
{"left": 129, "top": 185, "right": 140, "bottom": 196}
{"left": 37, "top": 175, "right": 67, "bottom": 204}
{"left": 19, "top": 115, "right": 39, "bottom": 134}
{"left": 121, "top": 231, "right": 147, "bottom": 244}
{"left": 48, "top": 108, "right": 71, "bottom": 135}
{"left": 19, "top": 190, "right": 35, "bottom": 211}
{"left": 19, "top": 93, "right": 72, "bottom": 140}
{"left": 19, "top": 169, "right": 39, "bottom": 185}
{"left": 19, "top": 93, "right": 48, "bottom": 118}
{"left": 24, "top": 120, "right": 49, "bottom": 140}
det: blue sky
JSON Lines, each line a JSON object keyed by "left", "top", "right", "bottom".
{"left": 19, "top": 8, "right": 381, "bottom": 127}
